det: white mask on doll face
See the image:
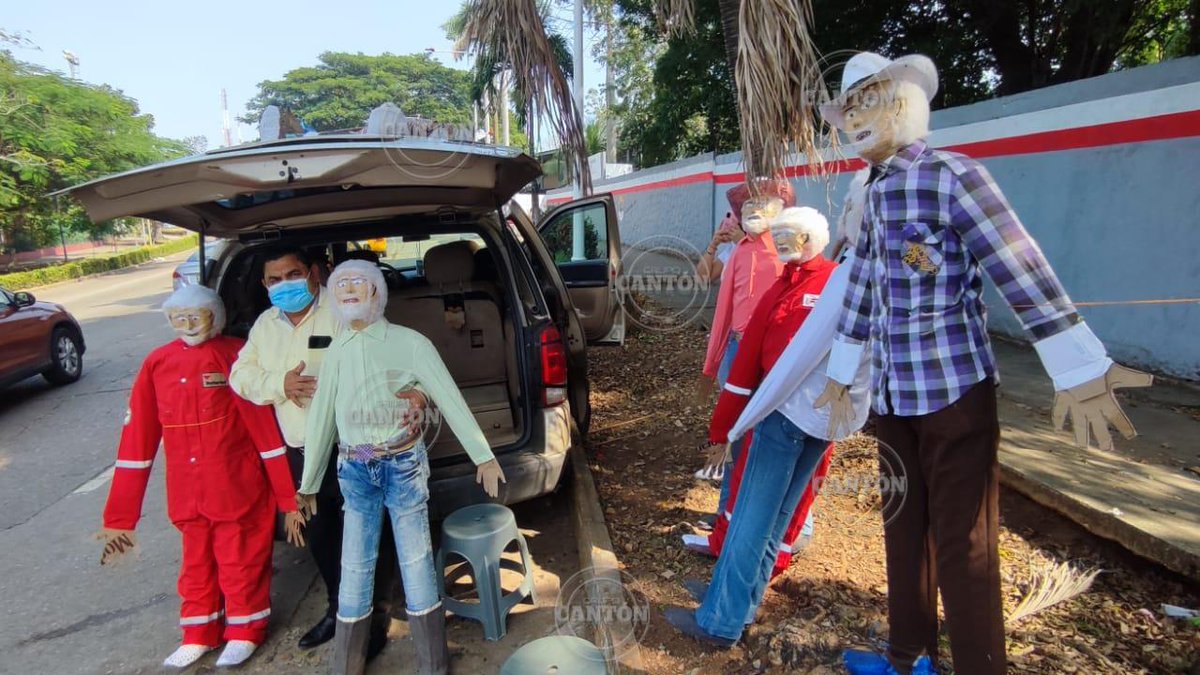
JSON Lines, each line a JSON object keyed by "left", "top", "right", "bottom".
{"left": 840, "top": 81, "right": 904, "bottom": 163}
{"left": 334, "top": 275, "right": 376, "bottom": 325}
{"left": 740, "top": 197, "right": 784, "bottom": 235}
{"left": 168, "top": 308, "right": 216, "bottom": 346}
{"left": 770, "top": 226, "right": 812, "bottom": 263}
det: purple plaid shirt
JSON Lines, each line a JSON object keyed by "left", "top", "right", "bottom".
{"left": 838, "top": 139, "right": 1082, "bottom": 416}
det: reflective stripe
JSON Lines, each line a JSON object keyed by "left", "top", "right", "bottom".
{"left": 226, "top": 608, "right": 271, "bottom": 625}
{"left": 723, "top": 383, "right": 752, "bottom": 396}
{"left": 179, "top": 611, "right": 221, "bottom": 626}
{"left": 779, "top": 543, "right": 792, "bottom": 553}
{"left": 115, "top": 459, "right": 153, "bottom": 469}
{"left": 259, "top": 447, "right": 286, "bottom": 460}
{"left": 723, "top": 511, "right": 733, "bottom": 519}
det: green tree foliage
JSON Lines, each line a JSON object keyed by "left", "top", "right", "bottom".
{"left": 0, "top": 51, "right": 185, "bottom": 251}
{"left": 243, "top": 52, "right": 474, "bottom": 131}
{"left": 611, "top": 0, "right": 1198, "bottom": 167}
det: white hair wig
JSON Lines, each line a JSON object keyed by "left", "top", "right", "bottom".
{"left": 162, "top": 284, "right": 226, "bottom": 333}
{"left": 773, "top": 206, "right": 830, "bottom": 254}
{"left": 328, "top": 259, "right": 388, "bottom": 325}
{"left": 892, "top": 80, "right": 931, "bottom": 148}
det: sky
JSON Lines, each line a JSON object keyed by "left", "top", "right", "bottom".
{"left": 5, "top": 0, "right": 607, "bottom": 150}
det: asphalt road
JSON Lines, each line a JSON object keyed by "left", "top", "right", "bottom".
{"left": 0, "top": 255, "right": 309, "bottom": 675}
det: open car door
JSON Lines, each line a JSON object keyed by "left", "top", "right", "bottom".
{"left": 537, "top": 195, "right": 625, "bottom": 344}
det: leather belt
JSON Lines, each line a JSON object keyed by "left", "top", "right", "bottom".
{"left": 337, "top": 437, "right": 419, "bottom": 462}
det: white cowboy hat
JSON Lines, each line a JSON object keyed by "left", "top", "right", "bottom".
{"left": 819, "top": 52, "right": 938, "bottom": 128}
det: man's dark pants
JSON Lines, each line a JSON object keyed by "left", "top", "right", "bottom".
{"left": 288, "top": 447, "right": 397, "bottom": 618}
{"left": 876, "top": 380, "right": 1006, "bottom": 675}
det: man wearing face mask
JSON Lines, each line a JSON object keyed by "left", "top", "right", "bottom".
{"left": 230, "top": 247, "right": 398, "bottom": 655}
{"left": 666, "top": 207, "right": 848, "bottom": 646}
{"left": 816, "top": 53, "right": 1152, "bottom": 674}
{"left": 100, "top": 285, "right": 302, "bottom": 669}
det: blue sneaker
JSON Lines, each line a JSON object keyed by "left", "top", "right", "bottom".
{"left": 843, "top": 650, "right": 936, "bottom": 674}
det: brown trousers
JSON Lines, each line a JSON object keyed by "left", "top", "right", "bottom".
{"left": 876, "top": 380, "right": 1006, "bottom": 675}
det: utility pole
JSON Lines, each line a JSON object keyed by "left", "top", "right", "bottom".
{"left": 500, "top": 71, "right": 511, "bottom": 146}
{"left": 221, "top": 89, "right": 233, "bottom": 148}
{"left": 571, "top": 0, "right": 586, "bottom": 261}
{"left": 62, "top": 51, "right": 79, "bottom": 79}
{"left": 605, "top": 7, "right": 617, "bottom": 163}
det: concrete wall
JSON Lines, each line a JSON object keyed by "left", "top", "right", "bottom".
{"left": 548, "top": 56, "right": 1200, "bottom": 379}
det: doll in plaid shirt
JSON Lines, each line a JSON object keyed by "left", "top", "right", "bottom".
{"left": 814, "top": 52, "right": 1153, "bottom": 675}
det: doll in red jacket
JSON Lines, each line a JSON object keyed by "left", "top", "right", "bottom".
{"left": 98, "top": 285, "right": 302, "bottom": 669}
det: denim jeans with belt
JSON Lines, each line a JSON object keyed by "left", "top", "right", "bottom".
{"left": 696, "top": 411, "right": 829, "bottom": 640}
{"left": 336, "top": 443, "right": 440, "bottom": 621}
{"left": 715, "top": 334, "right": 741, "bottom": 517}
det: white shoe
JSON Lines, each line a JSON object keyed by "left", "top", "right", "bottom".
{"left": 215, "top": 640, "right": 257, "bottom": 667}
{"left": 163, "top": 644, "right": 213, "bottom": 668}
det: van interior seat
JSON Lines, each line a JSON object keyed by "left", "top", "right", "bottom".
{"left": 383, "top": 240, "right": 515, "bottom": 444}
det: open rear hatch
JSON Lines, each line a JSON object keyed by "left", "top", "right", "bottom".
{"left": 57, "top": 135, "right": 542, "bottom": 237}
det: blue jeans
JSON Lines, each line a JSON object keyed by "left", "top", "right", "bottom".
{"left": 337, "top": 444, "right": 440, "bottom": 621}
{"left": 715, "top": 334, "right": 740, "bottom": 517}
{"left": 696, "top": 412, "right": 829, "bottom": 640}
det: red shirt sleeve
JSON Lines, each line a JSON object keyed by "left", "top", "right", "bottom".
{"left": 103, "top": 352, "right": 163, "bottom": 530}
{"left": 708, "top": 279, "right": 786, "bottom": 444}
{"left": 220, "top": 338, "right": 297, "bottom": 513}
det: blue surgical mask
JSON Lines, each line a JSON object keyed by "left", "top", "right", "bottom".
{"left": 268, "top": 277, "right": 315, "bottom": 313}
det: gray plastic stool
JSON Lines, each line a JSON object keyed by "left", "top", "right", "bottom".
{"left": 499, "top": 636, "right": 608, "bottom": 675}
{"left": 437, "top": 503, "right": 535, "bottom": 641}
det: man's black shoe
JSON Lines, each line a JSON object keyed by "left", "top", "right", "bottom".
{"left": 298, "top": 614, "right": 337, "bottom": 649}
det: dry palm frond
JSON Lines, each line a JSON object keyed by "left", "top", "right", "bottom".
{"left": 456, "top": 0, "right": 590, "bottom": 192}
{"left": 653, "top": 0, "right": 696, "bottom": 37}
{"left": 735, "top": 0, "right": 830, "bottom": 188}
{"left": 1006, "top": 560, "right": 1101, "bottom": 625}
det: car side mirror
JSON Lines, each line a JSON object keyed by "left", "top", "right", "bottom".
{"left": 12, "top": 291, "right": 35, "bottom": 307}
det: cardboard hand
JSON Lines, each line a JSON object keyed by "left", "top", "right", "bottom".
{"left": 97, "top": 528, "right": 137, "bottom": 566}
{"left": 701, "top": 442, "right": 731, "bottom": 474}
{"left": 813, "top": 379, "right": 853, "bottom": 440}
{"left": 296, "top": 492, "right": 318, "bottom": 520}
{"left": 1052, "top": 364, "right": 1153, "bottom": 451}
{"left": 476, "top": 459, "right": 506, "bottom": 498}
{"left": 284, "top": 511, "right": 307, "bottom": 548}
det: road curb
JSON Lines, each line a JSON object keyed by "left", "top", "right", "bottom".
{"left": 568, "top": 444, "right": 647, "bottom": 673}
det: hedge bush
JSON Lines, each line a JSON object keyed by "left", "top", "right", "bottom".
{"left": 0, "top": 235, "right": 199, "bottom": 291}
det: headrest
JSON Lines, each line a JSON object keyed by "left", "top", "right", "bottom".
{"left": 424, "top": 240, "right": 478, "bottom": 286}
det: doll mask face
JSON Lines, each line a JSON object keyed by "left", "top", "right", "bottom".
{"left": 840, "top": 80, "right": 906, "bottom": 164}
{"left": 334, "top": 274, "right": 375, "bottom": 325}
{"left": 770, "top": 225, "right": 816, "bottom": 263}
{"left": 740, "top": 197, "right": 784, "bottom": 235}
{"left": 168, "top": 307, "right": 216, "bottom": 346}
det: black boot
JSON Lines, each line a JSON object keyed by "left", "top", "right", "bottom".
{"left": 299, "top": 611, "right": 337, "bottom": 649}
{"left": 408, "top": 604, "right": 449, "bottom": 675}
{"left": 332, "top": 617, "right": 371, "bottom": 675}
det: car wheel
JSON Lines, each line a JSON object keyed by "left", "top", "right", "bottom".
{"left": 43, "top": 327, "right": 83, "bottom": 385}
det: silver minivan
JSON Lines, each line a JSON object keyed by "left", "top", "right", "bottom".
{"left": 61, "top": 135, "right": 625, "bottom": 518}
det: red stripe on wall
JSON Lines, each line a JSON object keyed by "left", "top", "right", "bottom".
{"left": 549, "top": 109, "right": 1200, "bottom": 203}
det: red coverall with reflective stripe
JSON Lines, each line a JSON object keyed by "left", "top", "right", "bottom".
{"left": 705, "top": 256, "right": 837, "bottom": 578}
{"left": 103, "top": 335, "right": 296, "bottom": 646}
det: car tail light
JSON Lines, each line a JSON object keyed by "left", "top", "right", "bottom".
{"left": 540, "top": 324, "right": 568, "bottom": 407}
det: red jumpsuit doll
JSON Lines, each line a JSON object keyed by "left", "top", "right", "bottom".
{"left": 99, "top": 285, "right": 299, "bottom": 669}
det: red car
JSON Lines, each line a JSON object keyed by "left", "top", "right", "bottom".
{"left": 0, "top": 286, "right": 85, "bottom": 388}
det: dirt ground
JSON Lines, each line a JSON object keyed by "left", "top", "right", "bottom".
{"left": 584, "top": 322, "right": 1200, "bottom": 674}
